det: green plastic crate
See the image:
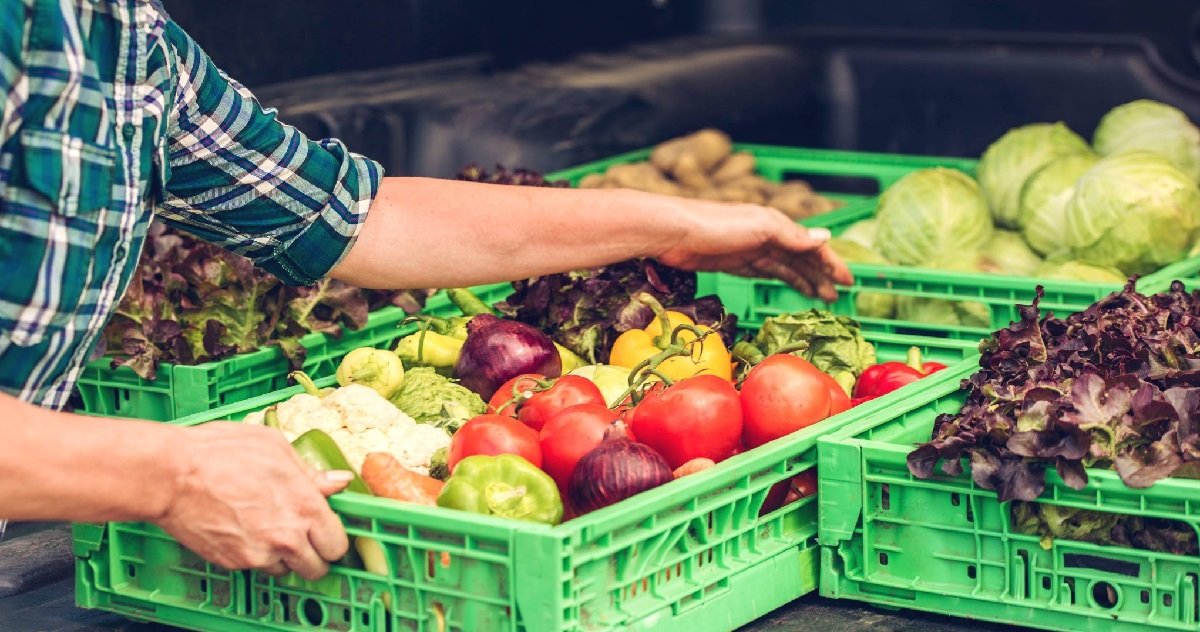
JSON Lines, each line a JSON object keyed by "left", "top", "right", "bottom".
{"left": 74, "top": 283, "right": 513, "bottom": 421}
{"left": 73, "top": 333, "right": 978, "bottom": 632}
{"left": 545, "top": 143, "right": 979, "bottom": 224}
{"left": 817, "top": 361, "right": 1200, "bottom": 632}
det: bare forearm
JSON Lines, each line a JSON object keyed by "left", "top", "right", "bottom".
{"left": 0, "top": 396, "right": 183, "bottom": 523}
{"left": 332, "top": 177, "right": 691, "bottom": 289}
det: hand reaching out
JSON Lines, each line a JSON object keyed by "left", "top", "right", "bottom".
{"left": 653, "top": 199, "right": 853, "bottom": 302}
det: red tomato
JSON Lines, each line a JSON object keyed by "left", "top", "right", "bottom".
{"left": 448, "top": 414, "right": 542, "bottom": 472}
{"left": 630, "top": 374, "right": 742, "bottom": 469}
{"left": 539, "top": 403, "right": 618, "bottom": 492}
{"left": 760, "top": 469, "right": 819, "bottom": 516}
{"left": 818, "top": 372, "right": 852, "bottom": 416}
{"left": 787, "top": 469, "right": 818, "bottom": 501}
{"left": 487, "top": 374, "right": 544, "bottom": 417}
{"left": 518, "top": 376, "right": 605, "bottom": 432}
{"left": 739, "top": 355, "right": 832, "bottom": 449}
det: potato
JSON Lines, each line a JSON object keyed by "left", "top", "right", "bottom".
{"left": 671, "top": 152, "right": 713, "bottom": 190}
{"left": 687, "top": 129, "right": 734, "bottom": 171}
{"left": 692, "top": 187, "right": 727, "bottom": 201}
{"left": 579, "top": 173, "right": 607, "bottom": 188}
{"left": 711, "top": 152, "right": 756, "bottom": 183}
{"left": 649, "top": 128, "right": 732, "bottom": 174}
{"left": 724, "top": 174, "right": 774, "bottom": 195}
{"left": 606, "top": 163, "right": 682, "bottom": 195}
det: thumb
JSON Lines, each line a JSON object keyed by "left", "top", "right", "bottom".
{"left": 314, "top": 470, "right": 355, "bottom": 497}
{"left": 776, "top": 224, "right": 831, "bottom": 253}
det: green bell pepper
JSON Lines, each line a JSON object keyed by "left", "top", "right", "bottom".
{"left": 291, "top": 429, "right": 370, "bottom": 495}
{"left": 437, "top": 454, "right": 563, "bottom": 525}
{"left": 277, "top": 429, "right": 368, "bottom": 597}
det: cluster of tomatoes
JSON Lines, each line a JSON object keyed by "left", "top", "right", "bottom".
{"left": 445, "top": 354, "right": 850, "bottom": 509}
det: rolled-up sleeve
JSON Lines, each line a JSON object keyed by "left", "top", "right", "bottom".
{"left": 156, "top": 21, "right": 383, "bottom": 286}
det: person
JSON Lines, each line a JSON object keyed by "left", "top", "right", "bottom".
{"left": 0, "top": 0, "right": 850, "bottom": 581}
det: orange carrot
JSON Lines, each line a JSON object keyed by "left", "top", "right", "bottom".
{"left": 361, "top": 452, "right": 444, "bottom": 505}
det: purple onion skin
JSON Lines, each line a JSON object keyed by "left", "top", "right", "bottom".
{"left": 454, "top": 313, "right": 561, "bottom": 400}
{"left": 568, "top": 439, "right": 673, "bottom": 514}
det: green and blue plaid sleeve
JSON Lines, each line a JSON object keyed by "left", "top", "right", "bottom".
{"left": 156, "top": 21, "right": 383, "bottom": 286}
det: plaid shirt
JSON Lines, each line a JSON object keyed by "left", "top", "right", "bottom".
{"left": 0, "top": 0, "right": 383, "bottom": 409}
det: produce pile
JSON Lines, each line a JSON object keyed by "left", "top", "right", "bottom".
{"left": 908, "top": 280, "right": 1200, "bottom": 555}
{"left": 835, "top": 99, "right": 1200, "bottom": 328}
{"left": 248, "top": 271, "right": 947, "bottom": 542}
{"left": 103, "top": 223, "right": 429, "bottom": 379}
{"left": 576, "top": 129, "right": 842, "bottom": 221}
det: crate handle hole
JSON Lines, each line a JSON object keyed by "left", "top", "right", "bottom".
{"left": 879, "top": 552, "right": 889, "bottom": 566}
{"left": 950, "top": 493, "right": 960, "bottom": 507}
{"left": 967, "top": 565, "right": 976, "bottom": 579}
{"left": 1091, "top": 582, "right": 1119, "bottom": 609}
{"left": 880, "top": 484, "right": 890, "bottom": 511}
{"left": 1141, "top": 589, "right": 1150, "bottom": 604}
{"left": 361, "top": 611, "right": 370, "bottom": 626}
{"left": 343, "top": 608, "right": 351, "bottom": 623}
{"left": 126, "top": 564, "right": 137, "bottom": 578}
{"left": 1042, "top": 576, "right": 1051, "bottom": 591}
{"left": 299, "top": 597, "right": 327, "bottom": 627}
{"left": 1165, "top": 593, "right": 1174, "bottom": 607}
{"left": 199, "top": 579, "right": 207, "bottom": 594}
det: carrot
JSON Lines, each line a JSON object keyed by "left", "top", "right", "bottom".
{"left": 673, "top": 458, "right": 716, "bottom": 479}
{"left": 361, "top": 452, "right": 444, "bottom": 505}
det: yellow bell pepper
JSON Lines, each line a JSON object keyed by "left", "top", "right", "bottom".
{"left": 610, "top": 309, "right": 732, "bottom": 382}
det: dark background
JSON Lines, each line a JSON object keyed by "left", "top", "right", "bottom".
{"left": 162, "top": 0, "right": 1200, "bottom": 176}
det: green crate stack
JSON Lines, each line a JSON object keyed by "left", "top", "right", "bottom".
{"left": 74, "top": 283, "right": 513, "bottom": 421}
{"left": 73, "top": 332, "right": 979, "bottom": 632}
{"left": 817, "top": 361, "right": 1200, "bottom": 632}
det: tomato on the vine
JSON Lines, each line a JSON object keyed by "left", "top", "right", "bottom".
{"left": 539, "top": 403, "right": 618, "bottom": 492}
{"left": 487, "top": 374, "right": 543, "bottom": 417}
{"left": 517, "top": 375, "right": 605, "bottom": 432}
{"left": 629, "top": 374, "right": 742, "bottom": 469}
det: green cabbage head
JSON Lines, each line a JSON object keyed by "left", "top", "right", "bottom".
{"left": 1094, "top": 99, "right": 1200, "bottom": 183}
{"left": 839, "top": 219, "right": 878, "bottom": 249}
{"left": 977, "top": 122, "right": 1092, "bottom": 228}
{"left": 875, "top": 168, "right": 994, "bottom": 265}
{"left": 1019, "top": 153, "right": 1098, "bottom": 257}
{"left": 1035, "top": 260, "right": 1127, "bottom": 284}
{"left": 1065, "top": 151, "right": 1200, "bottom": 274}
{"left": 827, "top": 238, "right": 895, "bottom": 319}
{"left": 894, "top": 259, "right": 991, "bottom": 329}
{"left": 977, "top": 230, "right": 1042, "bottom": 276}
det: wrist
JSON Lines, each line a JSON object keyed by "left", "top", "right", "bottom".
{"left": 613, "top": 188, "right": 693, "bottom": 260}
{"left": 145, "top": 424, "right": 194, "bottom": 523}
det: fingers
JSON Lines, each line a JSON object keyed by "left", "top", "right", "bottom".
{"left": 259, "top": 560, "right": 290, "bottom": 578}
{"left": 282, "top": 540, "right": 331, "bottom": 581}
{"left": 751, "top": 256, "right": 817, "bottom": 298}
{"left": 315, "top": 470, "right": 355, "bottom": 496}
{"left": 306, "top": 499, "right": 351, "bottom": 564}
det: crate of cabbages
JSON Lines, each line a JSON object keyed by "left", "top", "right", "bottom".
{"left": 72, "top": 222, "right": 513, "bottom": 421}
{"left": 663, "top": 101, "right": 1200, "bottom": 340}
{"left": 818, "top": 280, "right": 1200, "bottom": 632}
{"left": 72, "top": 275, "right": 979, "bottom": 632}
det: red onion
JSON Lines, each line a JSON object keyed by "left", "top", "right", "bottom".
{"left": 568, "top": 422, "right": 673, "bottom": 514}
{"left": 454, "top": 314, "right": 561, "bottom": 400}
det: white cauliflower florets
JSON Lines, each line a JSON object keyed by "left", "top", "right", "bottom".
{"left": 248, "top": 381, "right": 448, "bottom": 475}
{"left": 323, "top": 384, "right": 414, "bottom": 433}
{"left": 389, "top": 424, "right": 452, "bottom": 476}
